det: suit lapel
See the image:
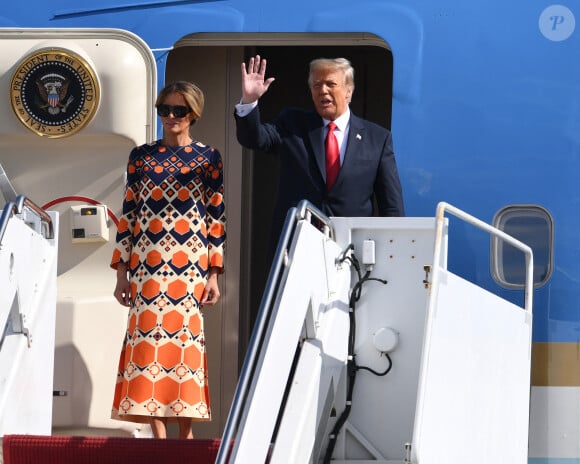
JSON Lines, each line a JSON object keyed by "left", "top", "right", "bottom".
{"left": 308, "top": 118, "right": 326, "bottom": 182}
{"left": 336, "top": 114, "right": 365, "bottom": 187}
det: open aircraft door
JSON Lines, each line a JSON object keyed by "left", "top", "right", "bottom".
{"left": 0, "top": 28, "right": 156, "bottom": 435}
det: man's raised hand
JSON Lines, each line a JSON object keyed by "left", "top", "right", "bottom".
{"left": 241, "top": 55, "right": 275, "bottom": 104}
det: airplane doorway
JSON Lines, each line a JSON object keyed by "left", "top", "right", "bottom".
{"left": 165, "top": 35, "right": 393, "bottom": 437}
{"left": 243, "top": 43, "right": 393, "bottom": 334}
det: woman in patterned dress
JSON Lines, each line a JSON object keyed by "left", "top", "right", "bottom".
{"left": 111, "top": 81, "right": 226, "bottom": 439}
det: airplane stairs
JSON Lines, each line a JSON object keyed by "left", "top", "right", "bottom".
{"left": 2, "top": 200, "right": 534, "bottom": 464}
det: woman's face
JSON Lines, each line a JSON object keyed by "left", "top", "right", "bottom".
{"left": 159, "top": 91, "right": 194, "bottom": 138}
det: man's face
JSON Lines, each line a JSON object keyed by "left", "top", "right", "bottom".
{"left": 310, "top": 68, "right": 352, "bottom": 121}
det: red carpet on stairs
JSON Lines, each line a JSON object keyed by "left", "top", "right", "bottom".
{"left": 2, "top": 435, "right": 225, "bottom": 464}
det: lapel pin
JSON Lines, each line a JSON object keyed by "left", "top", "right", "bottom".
{"left": 356, "top": 133, "right": 362, "bottom": 140}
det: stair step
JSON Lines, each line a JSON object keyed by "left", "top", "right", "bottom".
{"left": 2, "top": 435, "right": 224, "bottom": 464}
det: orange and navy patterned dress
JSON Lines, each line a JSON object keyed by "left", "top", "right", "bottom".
{"left": 110, "top": 140, "right": 226, "bottom": 422}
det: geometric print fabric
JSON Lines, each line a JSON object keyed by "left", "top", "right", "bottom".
{"left": 110, "top": 140, "right": 226, "bottom": 422}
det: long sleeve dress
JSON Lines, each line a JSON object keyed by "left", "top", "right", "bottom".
{"left": 110, "top": 140, "right": 226, "bottom": 423}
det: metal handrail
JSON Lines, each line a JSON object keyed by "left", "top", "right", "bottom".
{"left": 0, "top": 162, "right": 18, "bottom": 203}
{"left": 296, "top": 200, "right": 335, "bottom": 241}
{"left": 433, "top": 201, "right": 534, "bottom": 313}
{"left": 216, "top": 206, "right": 298, "bottom": 464}
{"left": 0, "top": 194, "right": 54, "bottom": 245}
{"left": 216, "top": 200, "right": 333, "bottom": 464}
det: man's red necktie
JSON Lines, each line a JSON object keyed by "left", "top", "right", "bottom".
{"left": 325, "top": 121, "right": 340, "bottom": 190}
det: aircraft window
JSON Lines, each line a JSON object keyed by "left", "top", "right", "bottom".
{"left": 491, "top": 205, "right": 553, "bottom": 289}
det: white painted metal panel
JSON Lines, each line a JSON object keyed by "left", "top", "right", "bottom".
{"left": 528, "top": 386, "right": 580, "bottom": 459}
{"left": 412, "top": 269, "right": 532, "bottom": 463}
{"left": 0, "top": 211, "right": 59, "bottom": 436}
{"left": 230, "top": 220, "right": 349, "bottom": 463}
{"left": 270, "top": 250, "right": 351, "bottom": 463}
{"left": 330, "top": 217, "right": 437, "bottom": 462}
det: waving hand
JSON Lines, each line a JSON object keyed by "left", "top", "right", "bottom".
{"left": 241, "top": 55, "right": 275, "bottom": 104}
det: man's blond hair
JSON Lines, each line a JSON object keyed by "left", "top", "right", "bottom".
{"left": 308, "top": 58, "right": 355, "bottom": 92}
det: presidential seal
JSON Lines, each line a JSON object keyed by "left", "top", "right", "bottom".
{"left": 10, "top": 48, "right": 100, "bottom": 138}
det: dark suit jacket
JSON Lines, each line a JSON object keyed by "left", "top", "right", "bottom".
{"left": 235, "top": 106, "right": 404, "bottom": 237}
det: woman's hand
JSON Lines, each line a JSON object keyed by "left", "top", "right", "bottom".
{"left": 201, "top": 267, "right": 221, "bottom": 307}
{"left": 113, "top": 263, "right": 132, "bottom": 307}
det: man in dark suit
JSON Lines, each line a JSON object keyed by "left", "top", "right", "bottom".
{"left": 235, "top": 55, "right": 404, "bottom": 240}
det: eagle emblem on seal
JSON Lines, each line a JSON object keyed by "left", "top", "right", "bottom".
{"left": 10, "top": 48, "right": 100, "bottom": 138}
{"left": 36, "top": 73, "right": 74, "bottom": 115}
